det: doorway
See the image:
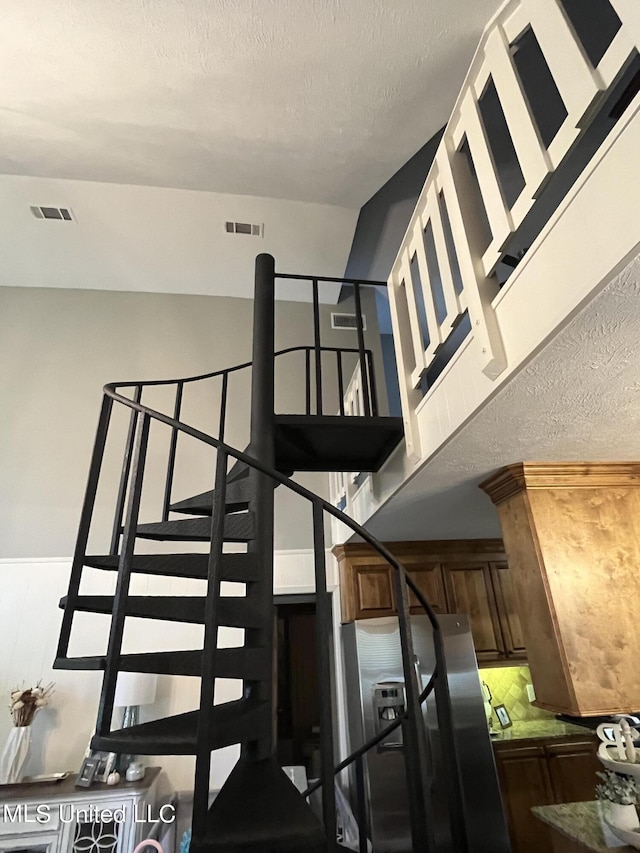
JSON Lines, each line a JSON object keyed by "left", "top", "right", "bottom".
{"left": 274, "top": 595, "right": 320, "bottom": 776}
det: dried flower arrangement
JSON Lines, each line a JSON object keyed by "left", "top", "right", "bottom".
{"left": 596, "top": 770, "right": 640, "bottom": 805}
{"left": 9, "top": 683, "right": 55, "bottom": 727}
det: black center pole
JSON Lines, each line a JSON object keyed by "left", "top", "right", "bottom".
{"left": 245, "top": 253, "right": 277, "bottom": 761}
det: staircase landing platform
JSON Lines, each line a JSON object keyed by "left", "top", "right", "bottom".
{"left": 274, "top": 414, "right": 403, "bottom": 473}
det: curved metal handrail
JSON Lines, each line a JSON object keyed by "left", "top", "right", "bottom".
{"left": 105, "top": 345, "right": 371, "bottom": 393}
{"left": 104, "top": 383, "right": 439, "bottom": 629}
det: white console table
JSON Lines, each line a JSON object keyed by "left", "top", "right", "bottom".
{"left": 0, "top": 767, "right": 162, "bottom": 853}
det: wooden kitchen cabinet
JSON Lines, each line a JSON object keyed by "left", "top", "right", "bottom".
{"left": 491, "top": 561, "right": 527, "bottom": 660}
{"left": 480, "top": 462, "right": 640, "bottom": 715}
{"left": 334, "top": 542, "right": 447, "bottom": 622}
{"left": 494, "top": 735, "right": 600, "bottom": 853}
{"left": 443, "top": 561, "right": 505, "bottom": 662}
{"left": 545, "top": 740, "right": 601, "bottom": 804}
{"left": 349, "top": 559, "right": 396, "bottom": 620}
{"left": 333, "top": 539, "right": 524, "bottom": 665}
{"left": 494, "top": 744, "right": 554, "bottom": 853}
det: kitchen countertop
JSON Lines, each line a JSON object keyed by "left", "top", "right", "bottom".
{"left": 532, "top": 801, "right": 637, "bottom": 852}
{"left": 491, "top": 718, "right": 596, "bottom": 742}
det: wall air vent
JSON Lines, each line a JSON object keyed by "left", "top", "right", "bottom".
{"left": 225, "top": 221, "right": 263, "bottom": 237}
{"left": 331, "top": 312, "right": 367, "bottom": 331}
{"left": 31, "top": 206, "right": 73, "bottom": 221}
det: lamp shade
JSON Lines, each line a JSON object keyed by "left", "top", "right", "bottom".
{"left": 114, "top": 672, "right": 157, "bottom": 707}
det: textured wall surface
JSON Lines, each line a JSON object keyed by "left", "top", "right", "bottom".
{"left": 365, "top": 250, "right": 640, "bottom": 540}
{"left": 0, "top": 0, "right": 500, "bottom": 206}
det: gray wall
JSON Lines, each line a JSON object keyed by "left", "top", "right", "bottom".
{"left": 0, "top": 285, "right": 383, "bottom": 557}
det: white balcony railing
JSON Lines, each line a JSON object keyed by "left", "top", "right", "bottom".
{"left": 388, "top": 0, "right": 640, "bottom": 460}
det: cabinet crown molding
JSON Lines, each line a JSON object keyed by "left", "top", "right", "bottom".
{"left": 479, "top": 462, "right": 640, "bottom": 505}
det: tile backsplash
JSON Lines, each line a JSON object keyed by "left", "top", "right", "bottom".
{"left": 480, "top": 665, "right": 554, "bottom": 722}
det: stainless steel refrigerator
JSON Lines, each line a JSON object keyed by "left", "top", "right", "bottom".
{"left": 342, "top": 614, "right": 511, "bottom": 853}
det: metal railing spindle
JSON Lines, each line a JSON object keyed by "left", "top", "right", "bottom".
{"left": 392, "top": 567, "right": 436, "bottom": 852}
{"left": 352, "top": 284, "right": 371, "bottom": 416}
{"left": 192, "top": 447, "right": 228, "bottom": 843}
{"left": 366, "top": 350, "right": 378, "bottom": 416}
{"left": 336, "top": 350, "right": 345, "bottom": 416}
{"left": 161, "top": 382, "right": 183, "bottom": 522}
{"left": 110, "top": 384, "right": 142, "bottom": 554}
{"left": 219, "top": 371, "right": 229, "bottom": 442}
{"left": 312, "top": 500, "right": 337, "bottom": 849}
{"left": 56, "top": 395, "right": 113, "bottom": 658}
{"left": 96, "top": 412, "right": 150, "bottom": 737}
{"left": 312, "top": 278, "right": 323, "bottom": 415}
{"left": 355, "top": 755, "right": 368, "bottom": 853}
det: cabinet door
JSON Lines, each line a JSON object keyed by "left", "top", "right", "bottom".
{"left": 545, "top": 739, "right": 600, "bottom": 804}
{"left": 352, "top": 563, "right": 396, "bottom": 619}
{"left": 60, "top": 798, "right": 128, "bottom": 853}
{"left": 443, "top": 562, "right": 505, "bottom": 661}
{"left": 491, "top": 561, "right": 527, "bottom": 660}
{"left": 406, "top": 562, "right": 446, "bottom": 614}
{"left": 65, "top": 815, "right": 121, "bottom": 853}
{"left": 494, "top": 745, "right": 554, "bottom": 853}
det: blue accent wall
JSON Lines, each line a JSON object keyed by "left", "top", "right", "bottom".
{"left": 343, "top": 129, "right": 444, "bottom": 415}
{"left": 345, "top": 128, "right": 445, "bottom": 290}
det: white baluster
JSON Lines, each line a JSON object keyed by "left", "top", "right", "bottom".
{"left": 425, "top": 180, "right": 465, "bottom": 327}
{"left": 517, "top": 0, "right": 600, "bottom": 127}
{"left": 388, "top": 266, "right": 424, "bottom": 460}
{"left": 480, "top": 23, "right": 551, "bottom": 211}
{"left": 595, "top": 27, "right": 635, "bottom": 91}
{"left": 407, "top": 214, "right": 442, "bottom": 367}
{"left": 435, "top": 142, "right": 507, "bottom": 380}
{"left": 609, "top": 0, "right": 640, "bottom": 44}
{"left": 451, "top": 88, "right": 513, "bottom": 273}
{"left": 396, "top": 247, "right": 428, "bottom": 389}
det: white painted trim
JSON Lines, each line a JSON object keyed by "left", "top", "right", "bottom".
{"left": 492, "top": 91, "right": 640, "bottom": 312}
{"left": 414, "top": 333, "right": 476, "bottom": 417}
{"left": 485, "top": 24, "right": 551, "bottom": 196}
{"left": 518, "top": 0, "right": 601, "bottom": 120}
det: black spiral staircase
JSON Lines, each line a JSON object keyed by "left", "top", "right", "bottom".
{"left": 54, "top": 254, "right": 493, "bottom": 853}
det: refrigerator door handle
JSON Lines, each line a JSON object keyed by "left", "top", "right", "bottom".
{"left": 413, "top": 655, "right": 422, "bottom": 690}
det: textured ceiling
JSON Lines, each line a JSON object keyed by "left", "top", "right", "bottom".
{"left": 365, "top": 252, "right": 640, "bottom": 541}
{"left": 0, "top": 0, "right": 500, "bottom": 207}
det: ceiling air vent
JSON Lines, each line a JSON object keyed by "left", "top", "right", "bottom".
{"left": 331, "top": 313, "right": 367, "bottom": 331}
{"left": 31, "top": 206, "right": 73, "bottom": 221}
{"left": 225, "top": 221, "right": 263, "bottom": 237}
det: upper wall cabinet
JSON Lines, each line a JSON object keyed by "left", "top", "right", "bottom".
{"left": 443, "top": 561, "right": 506, "bottom": 662}
{"left": 490, "top": 560, "right": 527, "bottom": 660}
{"left": 481, "top": 462, "right": 640, "bottom": 715}
{"left": 333, "top": 539, "right": 525, "bottom": 665}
